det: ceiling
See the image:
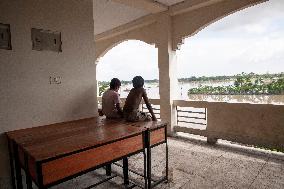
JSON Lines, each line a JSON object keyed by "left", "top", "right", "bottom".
{"left": 93, "top": 0, "right": 186, "bottom": 35}
{"left": 155, "top": 0, "right": 185, "bottom": 6}
{"left": 93, "top": 0, "right": 148, "bottom": 35}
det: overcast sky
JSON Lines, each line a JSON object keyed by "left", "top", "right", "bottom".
{"left": 97, "top": 0, "right": 284, "bottom": 81}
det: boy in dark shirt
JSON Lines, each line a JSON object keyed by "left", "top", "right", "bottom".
{"left": 123, "top": 76, "right": 157, "bottom": 122}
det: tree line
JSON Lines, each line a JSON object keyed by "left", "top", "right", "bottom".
{"left": 188, "top": 72, "right": 284, "bottom": 95}
{"left": 98, "top": 72, "right": 284, "bottom": 96}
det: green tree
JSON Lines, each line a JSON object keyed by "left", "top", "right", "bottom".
{"left": 188, "top": 73, "right": 284, "bottom": 95}
{"left": 99, "top": 83, "right": 109, "bottom": 96}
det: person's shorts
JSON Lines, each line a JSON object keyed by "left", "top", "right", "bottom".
{"left": 124, "top": 110, "right": 151, "bottom": 122}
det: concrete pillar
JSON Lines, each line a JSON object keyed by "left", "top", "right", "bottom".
{"left": 94, "top": 63, "right": 99, "bottom": 117}
{"left": 157, "top": 13, "right": 178, "bottom": 134}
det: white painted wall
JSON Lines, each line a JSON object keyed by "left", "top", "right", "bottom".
{"left": 0, "top": 0, "right": 96, "bottom": 187}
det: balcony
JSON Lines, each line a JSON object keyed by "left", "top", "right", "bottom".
{"left": 98, "top": 97, "right": 284, "bottom": 151}
{"left": 2, "top": 0, "right": 284, "bottom": 189}
{"left": 94, "top": 96, "right": 284, "bottom": 187}
{"left": 52, "top": 123, "right": 284, "bottom": 189}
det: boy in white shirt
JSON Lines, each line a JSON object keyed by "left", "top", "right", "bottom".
{"left": 102, "top": 78, "right": 123, "bottom": 119}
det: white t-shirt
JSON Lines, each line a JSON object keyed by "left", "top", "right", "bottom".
{"left": 102, "top": 89, "right": 121, "bottom": 118}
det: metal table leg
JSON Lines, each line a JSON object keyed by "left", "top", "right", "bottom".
{"left": 8, "top": 139, "right": 16, "bottom": 189}
{"left": 24, "top": 153, "right": 33, "bottom": 189}
{"left": 106, "top": 163, "right": 112, "bottom": 176}
{"left": 146, "top": 129, "right": 151, "bottom": 189}
{"left": 123, "top": 157, "right": 129, "bottom": 185}
{"left": 13, "top": 142, "right": 23, "bottom": 189}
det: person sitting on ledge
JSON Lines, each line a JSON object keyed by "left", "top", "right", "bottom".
{"left": 102, "top": 78, "right": 123, "bottom": 119}
{"left": 123, "top": 76, "right": 157, "bottom": 122}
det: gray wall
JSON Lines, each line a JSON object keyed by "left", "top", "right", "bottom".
{"left": 0, "top": 0, "right": 96, "bottom": 187}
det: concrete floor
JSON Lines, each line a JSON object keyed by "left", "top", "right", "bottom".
{"left": 50, "top": 137, "right": 284, "bottom": 189}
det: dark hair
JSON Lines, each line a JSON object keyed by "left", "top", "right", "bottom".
{"left": 132, "top": 76, "right": 144, "bottom": 88}
{"left": 110, "top": 78, "right": 121, "bottom": 89}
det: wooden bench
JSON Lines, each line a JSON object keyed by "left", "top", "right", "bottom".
{"left": 6, "top": 117, "right": 168, "bottom": 189}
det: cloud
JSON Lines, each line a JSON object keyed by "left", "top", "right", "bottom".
{"left": 206, "top": 0, "right": 284, "bottom": 35}
{"left": 175, "top": 0, "right": 284, "bottom": 77}
{"left": 97, "top": 40, "right": 158, "bottom": 81}
{"left": 177, "top": 33, "right": 284, "bottom": 77}
{"left": 98, "top": 0, "right": 284, "bottom": 80}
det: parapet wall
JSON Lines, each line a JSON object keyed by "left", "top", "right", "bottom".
{"left": 174, "top": 100, "right": 284, "bottom": 151}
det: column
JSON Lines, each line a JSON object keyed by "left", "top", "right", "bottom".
{"left": 94, "top": 62, "right": 99, "bottom": 117}
{"left": 157, "top": 13, "right": 178, "bottom": 134}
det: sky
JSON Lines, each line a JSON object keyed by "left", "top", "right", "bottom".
{"left": 97, "top": 0, "right": 284, "bottom": 81}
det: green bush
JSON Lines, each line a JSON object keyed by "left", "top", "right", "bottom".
{"left": 188, "top": 73, "right": 284, "bottom": 95}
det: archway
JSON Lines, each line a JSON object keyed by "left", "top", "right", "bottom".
{"left": 97, "top": 40, "right": 159, "bottom": 98}
{"left": 176, "top": 0, "right": 284, "bottom": 104}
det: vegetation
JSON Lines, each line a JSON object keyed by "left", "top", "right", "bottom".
{"left": 98, "top": 79, "right": 159, "bottom": 96}
{"left": 179, "top": 75, "right": 233, "bottom": 82}
{"left": 98, "top": 83, "right": 108, "bottom": 96}
{"left": 120, "top": 79, "right": 159, "bottom": 85}
{"left": 98, "top": 72, "right": 284, "bottom": 96}
{"left": 188, "top": 72, "right": 284, "bottom": 95}
{"left": 180, "top": 72, "right": 284, "bottom": 83}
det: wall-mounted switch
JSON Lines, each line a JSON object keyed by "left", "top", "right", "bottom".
{"left": 0, "top": 23, "right": 12, "bottom": 50}
{"left": 49, "top": 76, "right": 62, "bottom": 84}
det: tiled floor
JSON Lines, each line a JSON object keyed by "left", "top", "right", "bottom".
{"left": 48, "top": 137, "right": 284, "bottom": 189}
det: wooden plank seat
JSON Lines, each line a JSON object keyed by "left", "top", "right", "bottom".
{"left": 6, "top": 117, "right": 168, "bottom": 189}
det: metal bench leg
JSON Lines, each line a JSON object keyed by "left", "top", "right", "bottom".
{"left": 146, "top": 136, "right": 151, "bottom": 189}
{"left": 106, "top": 164, "right": 112, "bottom": 176}
{"left": 123, "top": 157, "right": 129, "bottom": 185}
{"left": 24, "top": 153, "right": 33, "bottom": 189}
{"left": 8, "top": 139, "right": 16, "bottom": 189}
{"left": 14, "top": 143, "right": 23, "bottom": 189}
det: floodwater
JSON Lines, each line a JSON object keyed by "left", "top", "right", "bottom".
{"left": 119, "top": 81, "right": 284, "bottom": 105}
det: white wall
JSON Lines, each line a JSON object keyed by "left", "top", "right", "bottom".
{"left": 0, "top": 0, "right": 96, "bottom": 187}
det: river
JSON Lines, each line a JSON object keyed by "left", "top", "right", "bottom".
{"left": 119, "top": 81, "right": 284, "bottom": 105}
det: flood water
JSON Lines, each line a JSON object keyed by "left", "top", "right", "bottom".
{"left": 119, "top": 81, "right": 284, "bottom": 105}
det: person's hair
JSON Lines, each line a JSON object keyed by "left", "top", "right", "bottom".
{"left": 110, "top": 78, "right": 121, "bottom": 89}
{"left": 132, "top": 76, "right": 144, "bottom": 88}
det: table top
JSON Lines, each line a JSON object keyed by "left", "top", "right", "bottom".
{"left": 6, "top": 117, "right": 166, "bottom": 162}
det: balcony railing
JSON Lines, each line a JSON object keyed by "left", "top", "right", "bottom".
{"left": 97, "top": 96, "right": 284, "bottom": 151}
{"left": 176, "top": 106, "right": 207, "bottom": 129}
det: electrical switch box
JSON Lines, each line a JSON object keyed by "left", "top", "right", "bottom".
{"left": 49, "top": 76, "right": 62, "bottom": 84}
{"left": 31, "top": 28, "right": 62, "bottom": 52}
{"left": 0, "top": 23, "right": 12, "bottom": 50}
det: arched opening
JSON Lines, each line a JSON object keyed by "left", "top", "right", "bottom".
{"left": 96, "top": 40, "right": 161, "bottom": 120}
{"left": 176, "top": 0, "right": 284, "bottom": 105}
{"left": 97, "top": 40, "right": 160, "bottom": 119}
{"left": 97, "top": 40, "right": 159, "bottom": 98}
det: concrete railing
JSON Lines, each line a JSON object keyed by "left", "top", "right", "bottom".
{"left": 173, "top": 100, "right": 284, "bottom": 151}
{"left": 98, "top": 96, "right": 161, "bottom": 119}
{"left": 97, "top": 96, "right": 284, "bottom": 150}
{"left": 97, "top": 97, "right": 160, "bottom": 107}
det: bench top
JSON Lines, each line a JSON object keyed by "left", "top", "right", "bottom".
{"left": 6, "top": 117, "right": 167, "bottom": 161}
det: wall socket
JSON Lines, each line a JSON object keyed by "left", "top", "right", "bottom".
{"left": 49, "top": 76, "right": 61, "bottom": 84}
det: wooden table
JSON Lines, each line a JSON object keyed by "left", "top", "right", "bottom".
{"left": 6, "top": 117, "right": 168, "bottom": 189}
